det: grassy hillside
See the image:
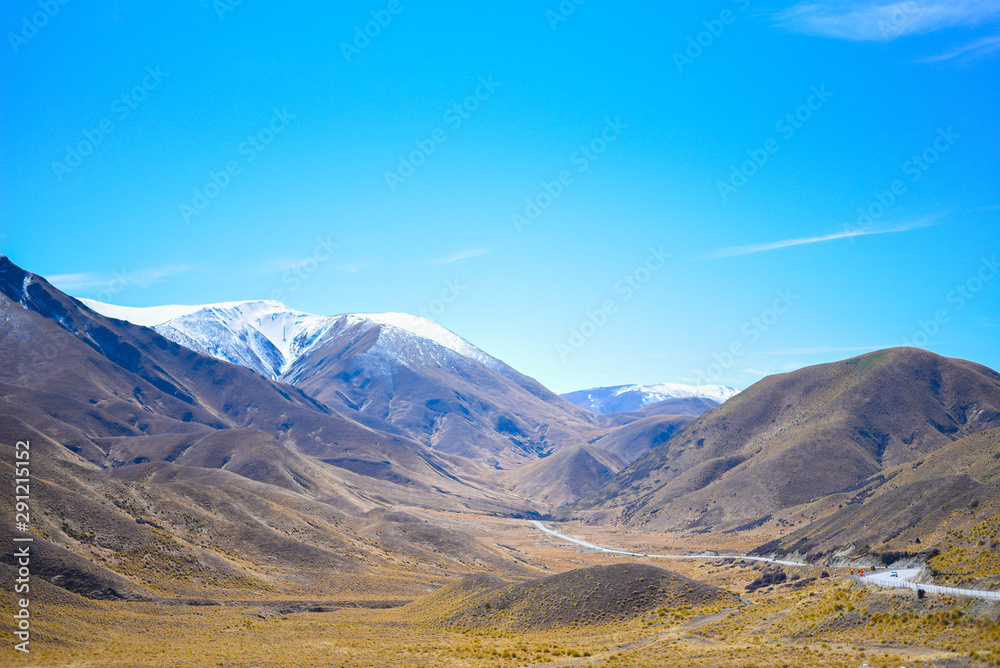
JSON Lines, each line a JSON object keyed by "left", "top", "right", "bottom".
{"left": 567, "top": 348, "right": 1000, "bottom": 531}
{"left": 747, "top": 428, "right": 1000, "bottom": 579}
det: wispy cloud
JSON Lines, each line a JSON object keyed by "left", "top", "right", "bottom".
{"left": 776, "top": 1, "right": 1000, "bottom": 41}
{"left": 47, "top": 273, "right": 106, "bottom": 291}
{"left": 705, "top": 218, "right": 936, "bottom": 259}
{"left": 429, "top": 248, "right": 489, "bottom": 265}
{"left": 919, "top": 33, "right": 1000, "bottom": 62}
{"left": 49, "top": 265, "right": 197, "bottom": 293}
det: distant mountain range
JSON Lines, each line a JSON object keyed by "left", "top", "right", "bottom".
{"left": 561, "top": 383, "right": 738, "bottom": 414}
{"left": 83, "top": 298, "right": 735, "bottom": 471}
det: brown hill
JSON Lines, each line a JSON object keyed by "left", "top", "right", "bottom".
{"left": 411, "top": 563, "right": 740, "bottom": 631}
{"left": 566, "top": 348, "right": 1000, "bottom": 530}
{"left": 502, "top": 443, "right": 627, "bottom": 507}
{"left": 588, "top": 414, "right": 697, "bottom": 464}
{"left": 748, "top": 427, "right": 1000, "bottom": 568}
{"left": 500, "top": 413, "right": 700, "bottom": 509}
{"left": 496, "top": 403, "right": 709, "bottom": 510}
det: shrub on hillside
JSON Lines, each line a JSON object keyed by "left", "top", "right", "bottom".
{"left": 746, "top": 568, "right": 787, "bottom": 592}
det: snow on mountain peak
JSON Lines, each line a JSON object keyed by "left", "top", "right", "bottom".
{"left": 355, "top": 312, "right": 502, "bottom": 370}
{"left": 77, "top": 299, "right": 239, "bottom": 328}
{"left": 79, "top": 299, "right": 499, "bottom": 379}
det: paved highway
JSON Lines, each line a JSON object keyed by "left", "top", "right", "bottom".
{"left": 854, "top": 568, "right": 1000, "bottom": 600}
{"left": 531, "top": 520, "right": 807, "bottom": 565}
{"left": 859, "top": 568, "right": 921, "bottom": 585}
{"left": 531, "top": 521, "right": 1000, "bottom": 601}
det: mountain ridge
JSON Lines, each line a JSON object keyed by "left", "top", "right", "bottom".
{"left": 565, "top": 347, "right": 1000, "bottom": 530}
{"left": 80, "top": 298, "right": 508, "bottom": 380}
{"left": 80, "top": 296, "right": 602, "bottom": 467}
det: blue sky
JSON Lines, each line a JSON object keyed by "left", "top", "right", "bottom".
{"left": 2, "top": 0, "right": 998, "bottom": 392}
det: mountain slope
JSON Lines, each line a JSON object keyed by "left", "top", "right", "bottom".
{"left": 588, "top": 414, "right": 699, "bottom": 464}
{"left": 283, "top": 317, "right": 599, "bottom": 466}
{"left": 85, "top": 299, "right": 600, "bottom": 467}
{"left": 500, "top": 408, "right": 713, "bottom": 508}
{"left": 502, "top": 443, "right": 627, "bottom": 507}
{"left": 0, "top": 255, "right": 536, "bottom": 599}
{"left": 1, "top": 262, "right": 484, "bottom": 499}
{"left": 748, "top": 428, "right": 1000, "bottom": 571}
{"left": 566, "top": 348, "right": 1000, "bottom": 530}
{"left": 630, "top": 396, "right": 723, "bottom": 418}
{"left": 80, "top": 299, "right": 510, "bottom": 383}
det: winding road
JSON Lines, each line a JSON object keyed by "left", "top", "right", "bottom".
{"left": 530, "top": 520, "right": 807, "bottom": 566}
{"left": 530, "top": 521, "right": 1000, "bottom": 601}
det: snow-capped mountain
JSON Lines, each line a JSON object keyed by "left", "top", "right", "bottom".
{"left": 81, "top": 299, "right": 507, "bottom": 380}
{"left": 561, "top": 383, "right": 739, "bottom": 415}
{"left": 81, "top": 298, "right": 598, "bottom": 466}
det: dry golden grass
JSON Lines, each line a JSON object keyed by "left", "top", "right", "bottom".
{"left": 8, "top": 512, "right": 1000, "bottom": 667}
{"left": 16, "top": 588, "right": 998, "bottom": 667}
{"left": 928, "top": 515, "right": 1000, "bottom": 589}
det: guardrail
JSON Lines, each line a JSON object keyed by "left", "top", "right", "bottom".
{"left": 852, "top": 576, "right": 1000, "bottom": 601}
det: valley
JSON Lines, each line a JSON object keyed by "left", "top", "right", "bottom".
{"left": 9, "top": 512, "right": 1000, "bottom": 667}
{"left": 1, "top": 255, "right": 999, "bottom": 666}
